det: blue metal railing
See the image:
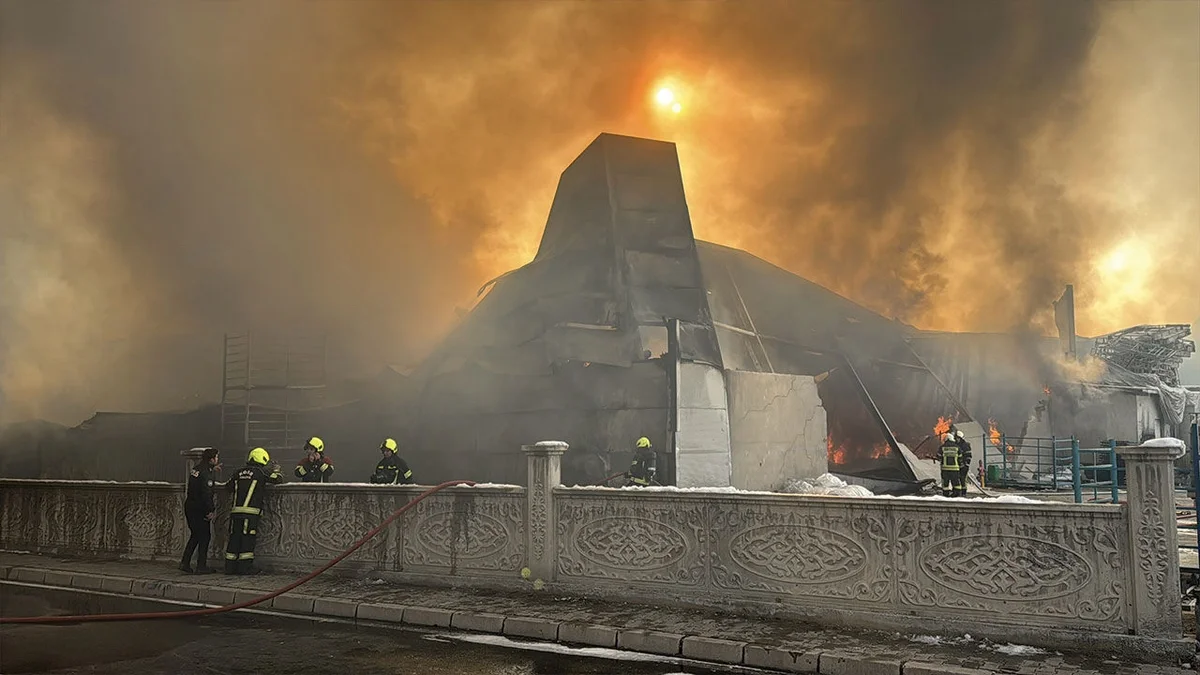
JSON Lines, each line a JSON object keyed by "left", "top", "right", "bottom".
{"left": 1071, "top": 439, "right": 1121, "bottom": 504}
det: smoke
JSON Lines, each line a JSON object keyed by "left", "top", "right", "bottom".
{"left": 1, "top": 0, "right": 1197, "bottom": 424}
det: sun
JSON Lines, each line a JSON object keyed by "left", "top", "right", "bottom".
{"left": 652, "top": 86, "right": 683, "bottom": 115}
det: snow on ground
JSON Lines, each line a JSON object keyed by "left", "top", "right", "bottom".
{"left": 905, "top": 634, "right": 1052, "bottom": 656}
{"left": 434, "top": 633, "right": 680, "bottom": 664}
{"left": 563, "top": 474, "right": 1052, "bottom": 503}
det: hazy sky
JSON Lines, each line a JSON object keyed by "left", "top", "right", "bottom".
{"left": 1, "top": 0, "right": 1198, "bottom": 423}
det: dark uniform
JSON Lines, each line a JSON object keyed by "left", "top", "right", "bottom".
{"left": 225, "top": 453, "right": 282, "bottom": 575}
{"left": 180, "top": 453, "right": 218, "bottom": 573}
{"left": 371, "top": 454, "right": 413, "bottom": 484}
{"left": 937, "top": 437, "right": 964, "bottom": 497}
{"left": 955, "top": 434, "right": 973, "bottom": 495}
{"left": 627, "top": 437, "right": 658, "bottom": 487}
{"left": 295, "top": 456, "right": 334, "bottom": 482}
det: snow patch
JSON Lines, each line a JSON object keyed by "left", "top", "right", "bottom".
{"left": 434, "top": 633, "right": 678, "bottom": 664}
{"left": 1141, "top": 437, "right": 1186, "bottom": 450}
{"left": 993, "top": 643, "right": 1048, "bottom": 656}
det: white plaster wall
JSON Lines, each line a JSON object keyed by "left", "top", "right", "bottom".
{"left": 675, "top": 362, "right": 732, "bottom": 487}
{"left": 725, "top": 371, "right": 827, "bottom": 491}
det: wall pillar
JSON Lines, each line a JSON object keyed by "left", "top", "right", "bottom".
{"left": 180, "top": 447, "right": 206, "bottom": 483}
{"left": 523, "top": 440, "right": 566, "bottom": 581}
{"left": 1118, "top": 442, "right": 1184, "bottom": 637}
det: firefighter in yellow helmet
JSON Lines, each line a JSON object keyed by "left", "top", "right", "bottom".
{"left": 370, "top": 438, "right": 414, "bottom": 485}
{"left": 224, "top": 447, "right": 282, "bottom": 575}
{"left": 625, "top": 436, "right": 658, "bottom": 487}
{"left": 936, "top": 432, "right": 964, "bottom": 497}
{"left": 294, "top": 436, "right": 334, "bottom": 483}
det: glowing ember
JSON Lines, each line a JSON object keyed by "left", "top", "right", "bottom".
{"left": 933, "top": 416, "right": 953, "bottom": 437}
{"left": 1043, "top": 385, "right": 1051, "bottom": 395}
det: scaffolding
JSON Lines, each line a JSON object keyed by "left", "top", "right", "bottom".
{"left": 220, "top": 332, "right": 327, "bottom": 453}
{"left": 1091, "top": 324, "right": 1195, "bottom": 386}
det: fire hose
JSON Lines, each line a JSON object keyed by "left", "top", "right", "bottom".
{"left": 0, "top": 479, "right": 476, "bottom": 625}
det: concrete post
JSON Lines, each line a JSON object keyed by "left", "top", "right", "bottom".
{"left": 180, "top": 447, "right": 206, "bottom": 483}
{"left": 523, "top": 441, "right": 566, "bottom": 582}
{"left": 1118, "top": 442, "right": 1184, "bottom": 637}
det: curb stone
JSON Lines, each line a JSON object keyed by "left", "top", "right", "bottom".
{"left": 313, "top": 598, "right": 358, "bottom": 618}
{"left": 744, "top": 644, "right": 820, "bottom": 673}
{"left": 504, "top": 616, "right": 560, "bottom": 641}
{"left": 270, "top": 593, "right": 316, "bottom": 614}
{"left": 558, "top": 623, "right": 618, "bottom": 648}
{"left": 451, "top": 611, "right": 506, "bottom": 634}
{"left": 682, "top": 636, "right": 747, "bottom": 664}
{"left": 356, "top": 602, "right": 404, "bottom": 623}
{"left": 402, "top": 606, "right": 453, "bottom": 628}
{"left": 820, "top": 651, "right": 903, "bottom": 675}
{"left": 617, "top": 629, "right": 684, "bottom": 656}
{"left": 903, "top": 663, "right": 993, "bottom": 675}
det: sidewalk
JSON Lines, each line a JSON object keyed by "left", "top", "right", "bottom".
{"left": 1, "top": 552, "right": 1193, "bottom": 675}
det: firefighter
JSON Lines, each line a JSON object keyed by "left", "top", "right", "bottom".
{"left": 294, "top": 436, "right": 334, "bottom": 482}
{"left": 371, "top": 438, "right": 414, "bottom": 485}
{"left": 179, "top": 447, "right": 221, "bottom": 574}
{"left": 224, "top": 447, "right": 282, "bottom": 575}
{"left": 626, "top": 436, "right": 657, "bottom": 487}
{"left": 954, "top": 430, "right": 973, "bottom": 495}
{"left": 937, "top": 433, "right": 963, "bottom": 497}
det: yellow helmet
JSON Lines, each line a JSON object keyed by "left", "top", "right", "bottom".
{"left": 380, "top": 438, "right": 398, "bottom": 452}
{"left": 305, "top": 436, "right": 325, "bottom": 453}
{"left": 248, "top": 447, "right": 271, "bottom": 465}
{"left": 636, "top": 436, "right": 652, "bottom": 449}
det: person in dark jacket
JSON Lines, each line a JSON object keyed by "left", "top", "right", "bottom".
{"left": 225, "top": 447, "right": 282, "bottom": 575}
{"left": 179, "top": 447, "right": 221, "bottom": 574}
{"left": 294, "top": 436, "right": 334, "bottom": 483}
{"left": 954, "top": 430, "right": 973, "bottom": 495}
{"left": 371, "top": 438, "right": 414, "bottom": 484}
{"left": 626, "top": 436, "right": 658, "bottom": 487}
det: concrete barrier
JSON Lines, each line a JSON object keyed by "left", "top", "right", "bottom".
{"left": 0, "top": 441, "right": 1187, "bottom": 656}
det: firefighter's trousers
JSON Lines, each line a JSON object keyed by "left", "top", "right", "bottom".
{"left": 941, "top": 469, "right": 963, "bottom": 498}
{"left": 224, "top": 514, "right": 260, "bottom": 575}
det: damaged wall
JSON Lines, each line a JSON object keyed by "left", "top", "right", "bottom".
{"left": 675, "top": 362, "right": 731, "bottom": 487}
{"left": 726, "top": 371, "right": 827, "bottom": 491}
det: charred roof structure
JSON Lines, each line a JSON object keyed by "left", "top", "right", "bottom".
{"left": 407, "top": 133, "right": 966, "bottom": 490}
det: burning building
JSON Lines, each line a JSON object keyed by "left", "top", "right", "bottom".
{"left": 3, "top": 133, "right": 1194, "bottom": 492}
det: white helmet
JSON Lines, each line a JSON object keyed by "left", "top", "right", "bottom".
{"left": 955, "top": 430, "right": 964, "bottom": 439}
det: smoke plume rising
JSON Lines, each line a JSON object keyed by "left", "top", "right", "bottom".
{"left": 1, "top": 0, "right": 1197, "bottom": 424}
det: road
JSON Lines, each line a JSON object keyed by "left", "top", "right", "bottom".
{"left": 0, "top": 587, "right": 732, "bottom": 675}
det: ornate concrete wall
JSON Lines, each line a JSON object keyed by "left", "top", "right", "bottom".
{"left": 0, "top": 441, "right": 1185, "bottom": 655}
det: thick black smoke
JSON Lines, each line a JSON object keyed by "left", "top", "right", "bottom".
{"left": 1, "top": 0, "right": 1196, "bottom": 424}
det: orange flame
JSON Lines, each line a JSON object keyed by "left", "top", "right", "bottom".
{"left": 933, "top": 416, "right": 952, "bottom": 437}
{"left": 988, "top": 418, "right": 1017, "bottom": 454}
{"left": 1043, "top": 385, "right": 1051, "bottom": 395}
{"left": 869, "top": 444, "right": 890, "bottom": 459}
{"left": 827, "top": 434, "right": 847, "bottom": 465}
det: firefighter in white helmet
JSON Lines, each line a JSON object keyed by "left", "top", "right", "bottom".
{"left": 937, "top": 433, "right": 964, "bottom": 497}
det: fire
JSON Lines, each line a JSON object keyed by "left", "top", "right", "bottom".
{"left": 988, "top": 418, "right": 1016, "bottom": 454}
{"left": 933, "top": 416, "right": 953, "bottom": 437}
{"left": 827, "top": 434, "right": 847, "bottom": 465}
{"left": 868, "top": 444, "right": 890, "bottom": 459}
{"left": 1043, "top": 385, "right": 1051, "bottom": 395}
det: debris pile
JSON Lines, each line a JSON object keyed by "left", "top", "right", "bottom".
{"left": 781, "top": 472, "right": 874, "bottom": 497}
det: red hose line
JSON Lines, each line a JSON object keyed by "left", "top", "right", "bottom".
{"left": 0, "top": 479, "right": 476, "bottom": 625}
